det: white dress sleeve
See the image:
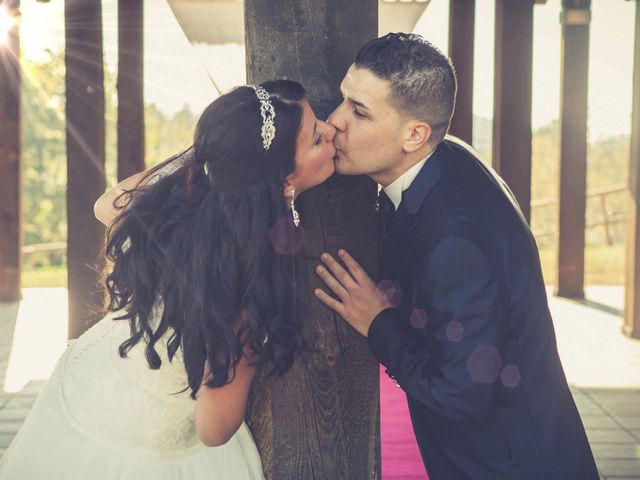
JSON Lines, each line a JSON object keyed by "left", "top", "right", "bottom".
{"left": 147, "top": 148, "right": 192, "bottom": 185}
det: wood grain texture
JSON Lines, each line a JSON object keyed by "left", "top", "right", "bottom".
{"left": 448, "top": 0, "right": 475, "bottom": 145}
{"left": 244, "top": 1, "right": 380, "bottom": 478}
{"left": 65, "top": 0, "right": 106, "bottom": 339}
{"left": 624, "top": 0, "right": 639, "bottom": 338}
{"left": 0, "top": 0, "right": 21, "bottom": 302}
{"left": 117, "top": 0, "right": 145, "bottom": 181}
{"left": 556, "top": 0, "right": 590, "bottom": 298}
{"left": 492, "top": 0, "right": 534, "bottom": 223}
{"left": 247, "top": 178, "right": 380, "bottom": 480}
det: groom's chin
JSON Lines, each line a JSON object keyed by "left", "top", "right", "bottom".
{"left": 333, "top": 155, "right": 351, "bottom": 176}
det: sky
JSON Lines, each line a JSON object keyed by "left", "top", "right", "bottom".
{"left": 14, "top": 0, "right": 638, "bottom": 141}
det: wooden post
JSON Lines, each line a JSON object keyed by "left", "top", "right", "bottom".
{"left": 117, "top": 0, "right": 144, "bottom": 181}
{"left": 492, "top": 0, "right": 534, "bottom": 223}
{"left": 556, "top": 0, "right": 590, "bottom": 299}
{"left": 65, "top": 0, "right": 106, "bottom": 339}
{"left": 244, "top": 1, "right": 380, "bottom": 478}
{"left": 449, "top": 0, "right": 475, "bottom": 144}
{"left": 624, "top": 0, "right": 640, "bottom": 339}
{"left": 0, "top": 0, "right": 21, "bottom": 302}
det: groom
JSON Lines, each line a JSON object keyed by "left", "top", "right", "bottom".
{"left": 314, "top": 33, "right": 599, "bottom": 479}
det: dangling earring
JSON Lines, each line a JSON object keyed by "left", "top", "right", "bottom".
{"left": 290, "top": 189, "right": 300, "bottom": 227}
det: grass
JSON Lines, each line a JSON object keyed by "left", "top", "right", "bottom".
{"left": 539, "top": 243, "right": 625, "bottom": 286}
{"left": 21, "top": 265, "right": 67, "bottom": 288}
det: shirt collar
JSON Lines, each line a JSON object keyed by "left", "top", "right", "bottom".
{"left": 381, "top": 151, "right": 434, "bottom": 211}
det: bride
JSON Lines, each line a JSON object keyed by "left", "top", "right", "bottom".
{"left": 0, "top": 80, "right": 336, "bottom": 479}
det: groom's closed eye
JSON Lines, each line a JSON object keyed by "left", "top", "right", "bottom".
{"left": 350, "top": 99, "right": 369, "bottom": 113}
{"left": 353, "top": 108, "right": 366, "bottom": 118}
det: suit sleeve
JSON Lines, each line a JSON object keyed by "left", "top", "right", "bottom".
{"left": 367, "top": 235, "right": 507, "bottom": 423}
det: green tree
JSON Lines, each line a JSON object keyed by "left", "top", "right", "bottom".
{"left": 21, "top": 49, "right": 198, "bottom": 273}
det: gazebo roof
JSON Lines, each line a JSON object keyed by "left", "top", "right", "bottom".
{"left": 167, "top": 0, "right": 432, "bottom": 45}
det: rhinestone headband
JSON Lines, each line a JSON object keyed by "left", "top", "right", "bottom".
{"left": 250, "top": 85, "right": 276, "bottom": 151}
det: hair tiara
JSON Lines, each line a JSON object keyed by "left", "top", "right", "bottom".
{"left": 250, "top": 85, "right": 276, "bottom": 151}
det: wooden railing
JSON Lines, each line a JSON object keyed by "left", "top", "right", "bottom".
{"left": 531, "top": 184, "right": 627, "bottom": 245}
{"left": 21, "top": 242, "right": 67, "bottom": 255}
{"left": 20, "top": 184, "right": 629, "bottom": 255}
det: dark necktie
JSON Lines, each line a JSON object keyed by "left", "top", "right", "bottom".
{"left": 377, "top": 189, "right": 396, "bottom": 256}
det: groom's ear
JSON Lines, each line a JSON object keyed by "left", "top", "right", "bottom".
{"left": 402, "top": 122, "right": 431, "bottom": 154}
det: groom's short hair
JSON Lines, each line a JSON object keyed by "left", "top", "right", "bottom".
{"left": 355, "top": 32, "right": 457, "bottom": 146}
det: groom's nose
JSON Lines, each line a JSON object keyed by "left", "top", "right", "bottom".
{"left": 327, "top": 104, "right": 346, "bottom": 132}
{"left": 324, "top": 122, "right": 337, "bottom": 142}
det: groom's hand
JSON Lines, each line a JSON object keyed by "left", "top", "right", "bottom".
{"left": 314, "top": 249, "right": 392, "bottom": 337}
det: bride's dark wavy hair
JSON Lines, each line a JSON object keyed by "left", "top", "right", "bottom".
{"left": 103, "top": 80, "right": 307, "bottom": 399}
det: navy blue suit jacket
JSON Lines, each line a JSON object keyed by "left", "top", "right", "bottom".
{"left": 368, "top": 137, "right": 599, "bottom": 479}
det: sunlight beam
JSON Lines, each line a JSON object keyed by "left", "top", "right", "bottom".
{"left": 0, "top": 5, "right": 18, "bottom": 47}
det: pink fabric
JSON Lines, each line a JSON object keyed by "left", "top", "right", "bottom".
{"left": 380, "top": 365, "right": 429, "bottom": 480}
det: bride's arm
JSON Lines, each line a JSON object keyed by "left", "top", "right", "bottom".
{"left": 93, "top": 169, "right": 148, "bottom": 227}
{"left": 93, "top": 149, "right": 190, "bottom": 227}
{"left": 195, "top": 351, "right": 256, "bottom": 448}
{"left": 195, "top": 312, "right": 257, "bottom": 447}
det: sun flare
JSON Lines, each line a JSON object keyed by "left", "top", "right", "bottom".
{"left": 0, "top": 6, "right": 17, "bottom": 46}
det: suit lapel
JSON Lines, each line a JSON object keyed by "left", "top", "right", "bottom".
{"left": 380, "top": 144, "right": 447, "bottom": 278}
{"left": 379, "top": 136, "right": 531, "bottom": 279}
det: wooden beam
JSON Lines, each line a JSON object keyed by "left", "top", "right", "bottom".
{"left": 0, "top": 0, "right": 21, "bottom": 302}
{"left": 556, "top": 0, "right": 591, "bottom": 299}
{"left": 65, "top": 0, "right": 106, "bottom": 339}
{"left": 492, "top": 0, "right": 534, "bottom": 223}
{"left": 117, "top": 0, "right": 144, "bottom": 181}
{"left": 624, "top": 0, "right": 640, "bottom": 339}
{"left": 448, "top": 0, "right": 475, "bottom": 144}
{"left": 244, "top": 1, "right": 380, "bottom": 478}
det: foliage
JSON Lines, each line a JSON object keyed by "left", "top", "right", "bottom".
{"left": 19, "top": 50, "right": 633, "bottom": 286}
{"left": 530, "top": 121, "right": 630, "bottom": 285}
{"left": 21, "top": 50, "right": 67, "bottom": 259}
{"left": 20, "top": 49, "right": 197, "bottom": 273}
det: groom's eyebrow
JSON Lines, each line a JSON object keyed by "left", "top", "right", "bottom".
{"left": 340, "top": 84, "right": 370, "bottom": 111}
{"left": 351, "top": 98, "right": 370, "bottom": 111}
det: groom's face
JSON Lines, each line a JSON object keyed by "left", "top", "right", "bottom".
{"left": 328, "top": 65, "right": 406, "bottom": 182}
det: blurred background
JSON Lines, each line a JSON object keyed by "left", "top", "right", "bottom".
{"left": 13, "top": 0, "right": 634, "bottom": 289}
{"left": 1, "top": 2, "right": 639, "bottom": 477}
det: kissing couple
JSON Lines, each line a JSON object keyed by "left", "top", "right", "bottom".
{"left": 0, "top": 33, "right": 599, "bottom": 480}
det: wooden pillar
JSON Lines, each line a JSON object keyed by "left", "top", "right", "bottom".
{"left": 117, "top": 0, "right": 144, "bottom": 181}
{"left": 0, "top": 0, "right": 21, "bottom": 302}
{"left": 244, "top": 1, "right": 380, "bottom": 479}
{"left": 448, "top": 0, "right": 475, "bottom": 144}
{"left": 492, "top": 0, "right": 534, "bottom": 222}
{"left": 556, "top": 0, "right": 590, "bottom": 299}
{"left": 624, "top": 0, "right": 640, "bottom": 339}
{"left": 65, "top": 0, "right": 106, "bottom": 339}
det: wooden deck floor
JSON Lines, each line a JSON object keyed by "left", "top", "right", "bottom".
{"left": 0, "top": 286, "right": 638, "bottom": 478}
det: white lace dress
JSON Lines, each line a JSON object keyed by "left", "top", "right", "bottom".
{"left": 0, "top": 311, "right": 265, "bottom": 479}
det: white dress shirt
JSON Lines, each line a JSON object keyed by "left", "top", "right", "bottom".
{"left": 382, "top": 151, "right": 434, "bottom": 211}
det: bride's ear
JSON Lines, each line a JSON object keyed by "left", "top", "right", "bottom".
{"left": 283, "top": 176, "right": 296, "bottom": 199}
